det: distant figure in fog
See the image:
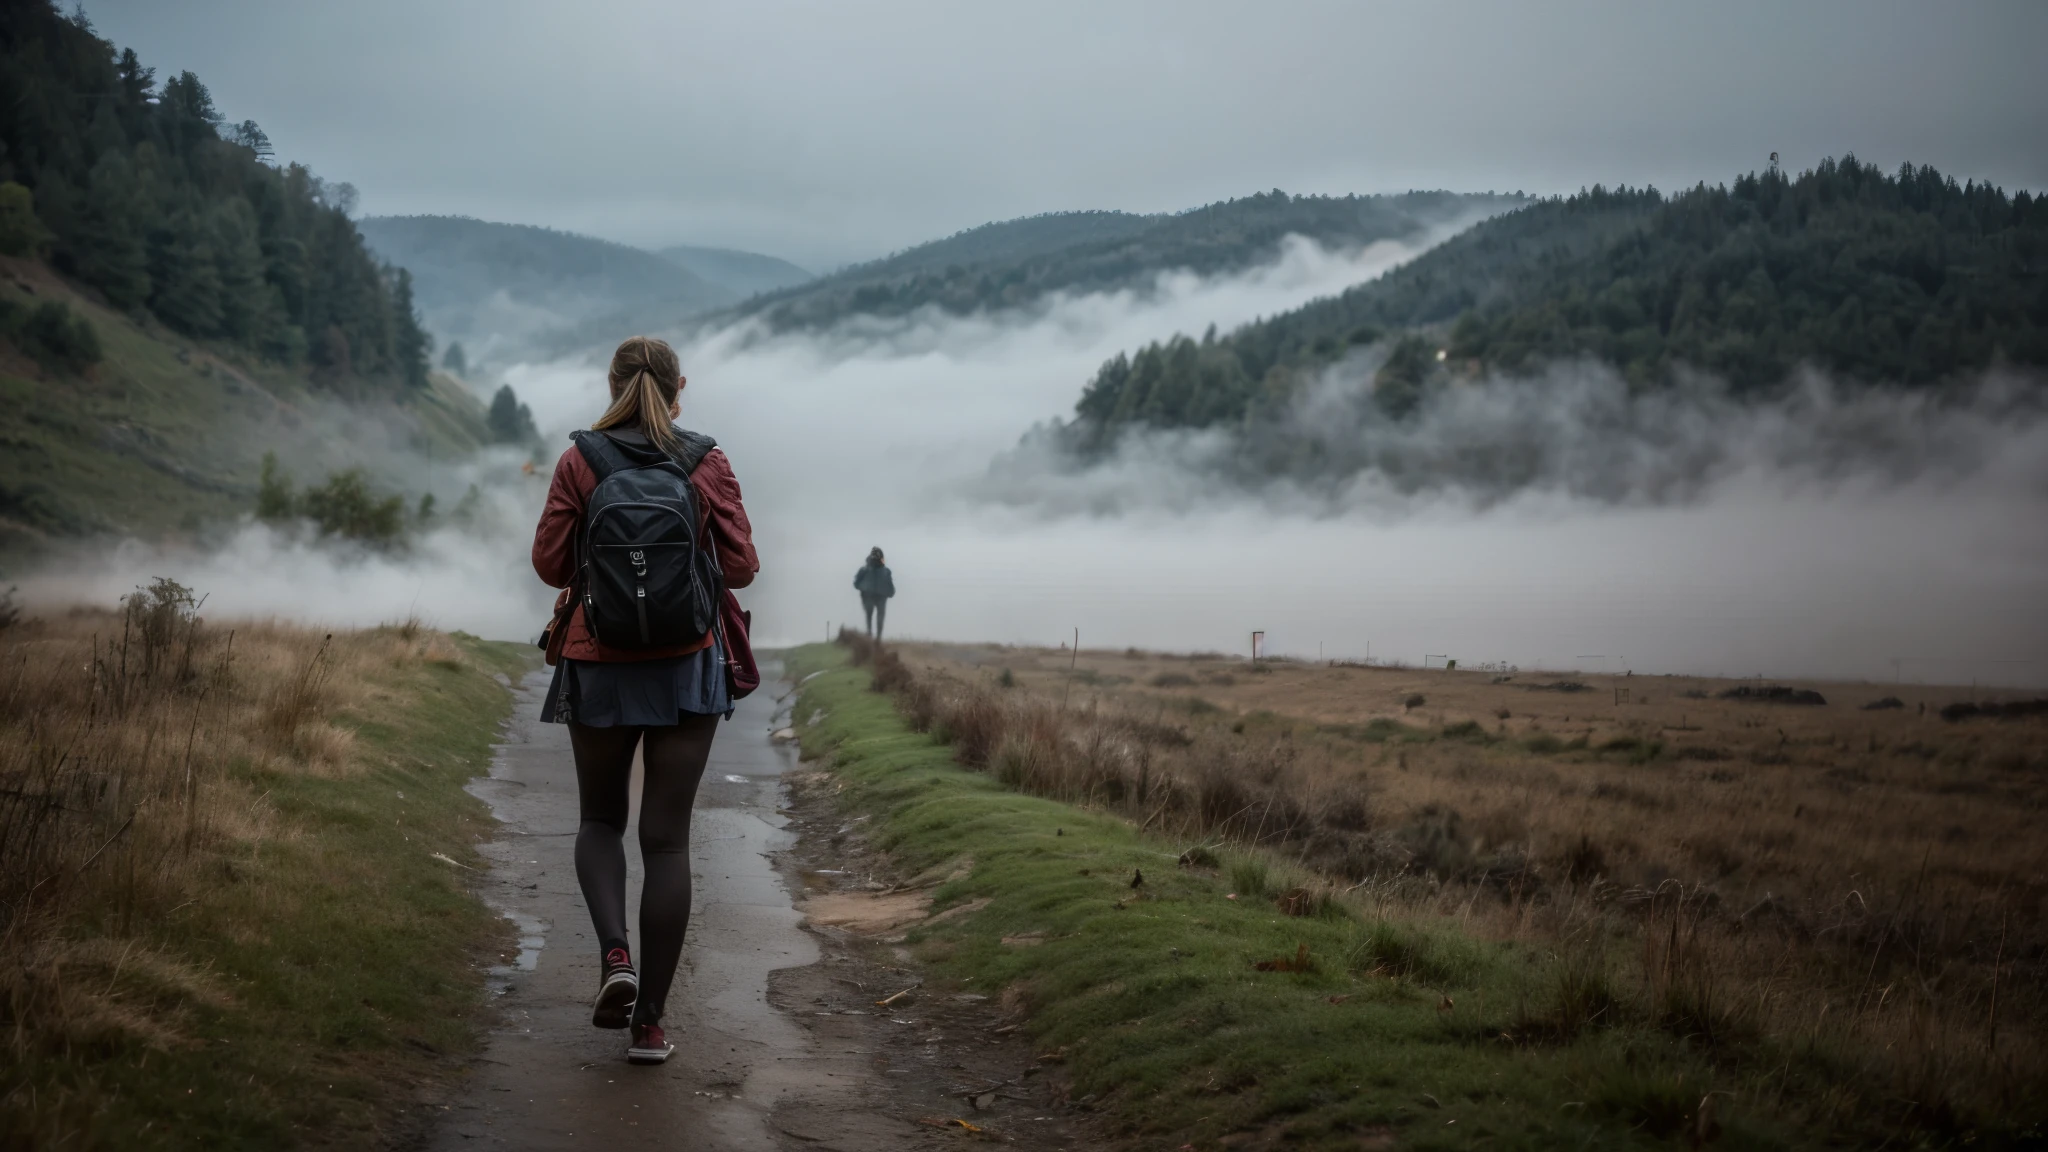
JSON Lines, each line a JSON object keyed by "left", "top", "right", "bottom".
{"left": 854, "top": 547, "right": 895, "bottom": 641}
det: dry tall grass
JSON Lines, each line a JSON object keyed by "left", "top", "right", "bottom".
{"left": 0, "top": 582, "right": 461, "bottom": 1079}
{"left": 851, "top": 633, "right": 2047, "bottom": 1132}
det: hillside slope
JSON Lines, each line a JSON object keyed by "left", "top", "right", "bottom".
{"left": 0, "top": 0, "right": 501, "bottom": 561}
{"left": 726, "top": 191, "right": 1523, "bottom": 332}
{"left": 1, "top": 255, "right": 490, "bottom": 558}
{"left": 0, "top": 1, "right": 434, "bottom": 395}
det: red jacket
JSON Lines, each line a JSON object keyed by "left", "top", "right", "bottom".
{"left": 532, "top": 442, "right": 758, "bottom": 662}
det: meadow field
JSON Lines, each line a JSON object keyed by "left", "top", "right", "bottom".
{"left": 833, "top": 635, "right": 2045, "bottom": 1142}
{"left": 0, "top": 583, "right": 530, "bottom": 1149}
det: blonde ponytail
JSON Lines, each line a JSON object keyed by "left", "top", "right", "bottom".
{"left": 593, "top": 336, "right": 682, "bottom": 451}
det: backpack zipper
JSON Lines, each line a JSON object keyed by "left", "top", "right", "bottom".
{"left": 630, "top": 547, "right": 651, "bottom": 644}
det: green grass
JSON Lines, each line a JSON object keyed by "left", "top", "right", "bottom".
{"left": 1521, "top": 732, "right": 1593, "bottom": 756}
{"left": 1330, "top": 716, "right": 1427, "bottom": 744}
{"left": 8, "top": 635, "right": 534, "bottom": 1151}
{"left": 1597, "top": 736, "right": 1665, "bottom": 765}
{"left": 1441, "top": 719, "right": 1494, "bottom": 743}
{"left": 787, "top": 645, "right": 1792, "bottom": 1150}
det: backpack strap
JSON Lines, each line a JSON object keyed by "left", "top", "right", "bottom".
{"left": 569, "top": 427, "right": 719, "bottom": 478}
{"left": 670, "top": 427, "right": 719, "bottom": 474}
{"left": 568, "top": 429, "right": 634, "bottom": 481}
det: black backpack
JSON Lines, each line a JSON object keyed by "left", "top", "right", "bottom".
{"left": 570, "top": 427, "right": 723, "bottom": 650}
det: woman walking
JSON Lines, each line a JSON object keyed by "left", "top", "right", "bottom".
{"left": 531, "top": 336, "right": 758, "bottom": 1065}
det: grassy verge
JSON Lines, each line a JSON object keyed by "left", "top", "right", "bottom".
{"left": 790, "top": 643, "right": 2029, "bottom": 1150}
{"left": 2, "top": 603, "right": 536, "bottom": 1150}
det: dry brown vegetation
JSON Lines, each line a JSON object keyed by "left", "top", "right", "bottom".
{"left": 0, "top": 581, "right": 481, "bottom": 1139}
{"left": 848, "top": 631, "right": 2048, "bottom": 1133}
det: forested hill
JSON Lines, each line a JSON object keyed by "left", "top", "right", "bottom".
{"left": 0, "top": 2, "right": 499, "bottom": 555}
{"left": 725, "top": 191, "right": 1524, "bottom": 332}
{"left": 0, "top": 1, "right": 432, "bottom": 396}
{"left": 1065, "top": 159, "right": 2048, "bottom": 453}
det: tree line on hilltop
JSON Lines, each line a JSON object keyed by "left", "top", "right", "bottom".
{"left": 739, "top": 190, "right": 1523, "bottom": 332}
{"left": 0, "top": 1, "right": 431, "bottom": 394}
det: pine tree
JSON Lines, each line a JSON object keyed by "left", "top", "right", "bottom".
{"left": 486, "top": 384, "right": 540, "bottom": 446}
{"left": 149, "top": 205, "right": 225, "bottom": 336}
{"left": 157, "top": 71, "right": 222, "bottom": 160}
{"left": 71, "top": 151, "right": 152, "bottom": 308}
{"left": 390, "top": 267, "right": 431, "bottom": 389}
{"left": 211, "top": 198, "right": 280, "bottom": 346}
{"left": 315, "top": 324, "right": 351, "bottom": 380}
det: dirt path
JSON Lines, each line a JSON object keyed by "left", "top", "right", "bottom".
{"left": 428, "top": 666, "right": 1086, "bottom": 1151}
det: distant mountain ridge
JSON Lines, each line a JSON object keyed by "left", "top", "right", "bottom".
{"left": 655, "top": 244, "right": 811, "bottom": 299}
{"left": 719, "top": 191, "right": 1526, "bottom": 332}
{"left": 360, "top": 196, "right": 1525, "bottom": 361}
{"left": 820, "top": 210, "right": 1158, "bottom": 280}
{"left": 357, "top": 215, "right": 737, "bottom": 368}
{"left": 357, "top": 217, "right": 813, "bottom": 369}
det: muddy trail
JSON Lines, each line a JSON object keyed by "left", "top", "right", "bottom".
{"left": 426, "top": 664, "right": 1090, "bottom": 1151}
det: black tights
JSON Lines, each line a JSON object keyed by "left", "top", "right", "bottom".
{"left": 568, "top": 714, "right": 718, "bottom": 1027}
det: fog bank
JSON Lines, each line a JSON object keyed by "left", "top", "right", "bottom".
{"left": 991, "top": 360, "right": 2048, "bottom": 515}
{"left": 16, "top": 457, "right": 558, "bottom": 641}
{"left": 578, "top": 242, "right": 2048, "bottom": 687}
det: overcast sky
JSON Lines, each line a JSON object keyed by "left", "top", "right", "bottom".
{"left": 79, "top": 0, "right": 2048, "bottom": 270}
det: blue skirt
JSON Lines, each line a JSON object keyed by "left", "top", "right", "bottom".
{"left": 541, "top": 642, "right": 731, "bottom": 727}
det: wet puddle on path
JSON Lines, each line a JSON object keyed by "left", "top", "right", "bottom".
{"left": 433, "top": 663, "right": 918, "bottom": 1151}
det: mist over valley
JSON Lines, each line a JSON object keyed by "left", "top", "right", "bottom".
{"left": 39, "top": 204, "right": 2042, "bottom": 687}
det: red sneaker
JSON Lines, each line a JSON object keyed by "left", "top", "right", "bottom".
{"left": 626, "top": 1022, "right": 674, "bottom": 1065}
{"left": 591, "top": 948, "right": 637, "bottom": 1030}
